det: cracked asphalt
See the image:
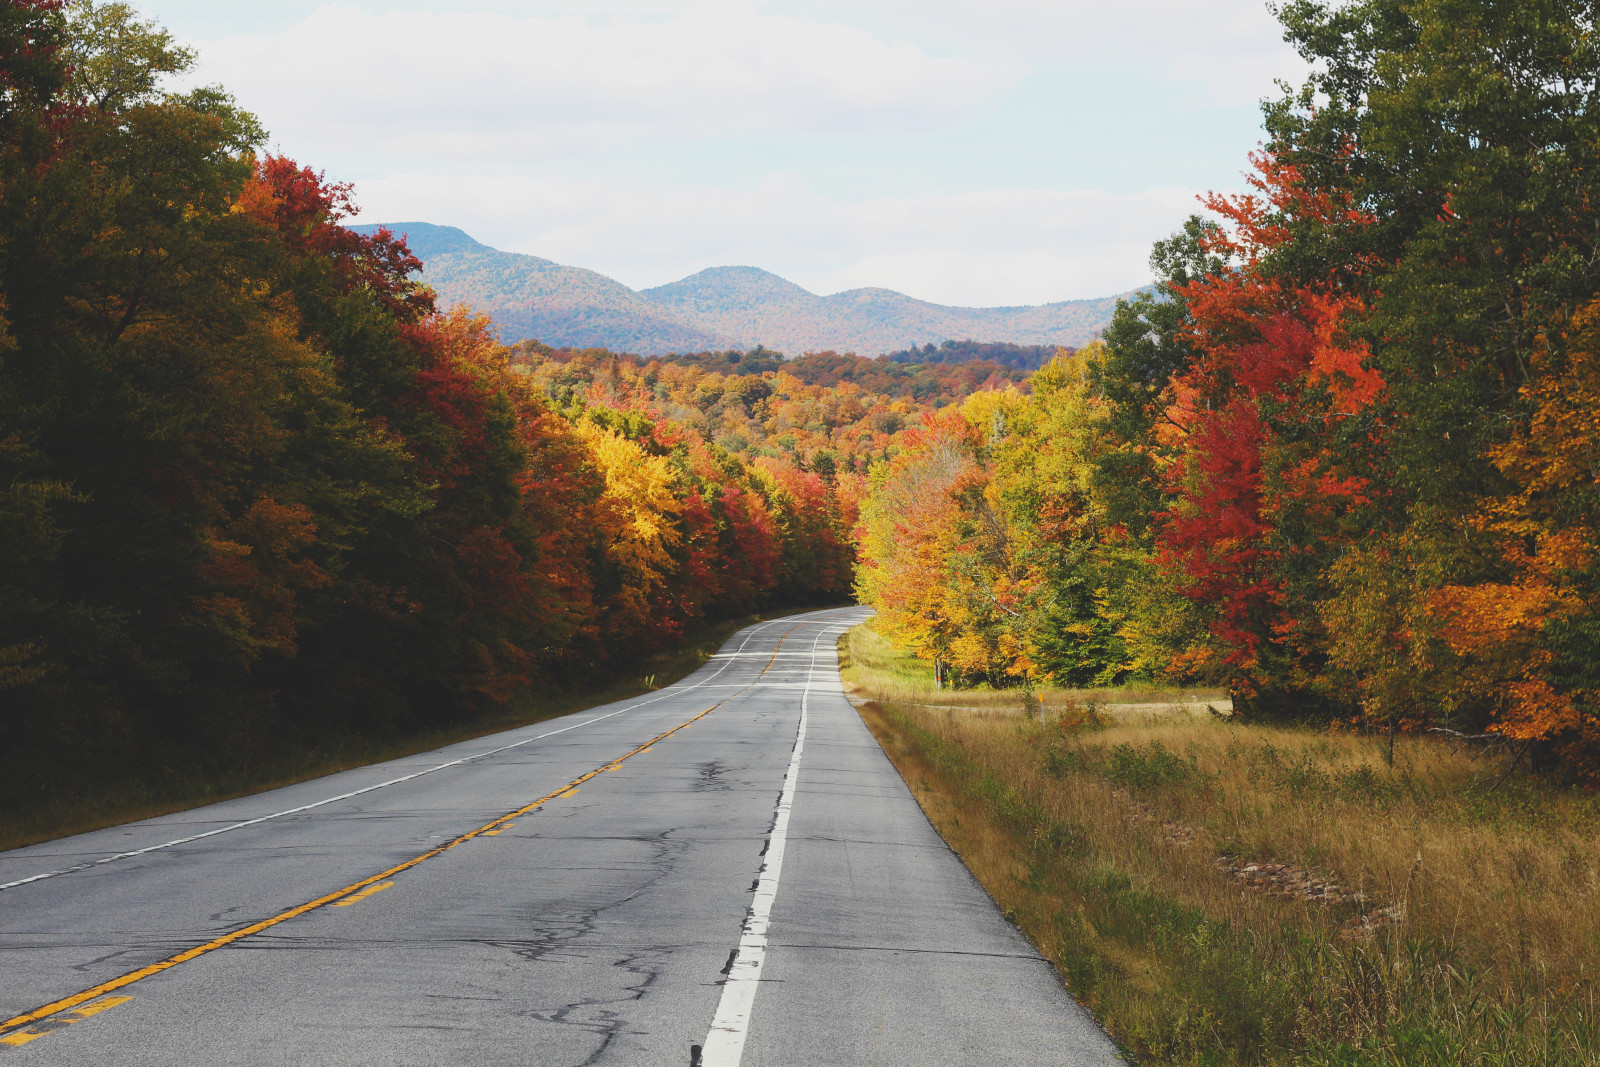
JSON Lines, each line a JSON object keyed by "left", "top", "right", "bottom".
{"left": 0, "top": 608, "right": 1122, "bottom": 1066}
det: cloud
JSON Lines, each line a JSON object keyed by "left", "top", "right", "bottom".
{"left": 172, "top": 0, "right": 1287, "bottom": 306}
{"left": 352, "top": 171, "right": 1201, "bottom": 305}
{"left": 194, "top": 5, "right": 1014, "bottom": 165}
{"left": 841, "top": 0, "right": 1309, "bottom": 105}
{"left": 810, "top": 187, "right": 1201, "bottom": 304}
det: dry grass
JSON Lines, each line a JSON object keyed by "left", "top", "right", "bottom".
{"left": 840, "top": 623, "right": 1228, "bottom": 712}
{"left": 843, "top": 623, "right": 1600, "bottom": 1066}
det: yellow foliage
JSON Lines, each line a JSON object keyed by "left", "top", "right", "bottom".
{"left": 575, "top": 422, "right": 681, "bottom": 579}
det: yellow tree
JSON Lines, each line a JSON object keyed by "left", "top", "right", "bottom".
{"left": 969, "top": 348, "right": 1135, "bottom": 687}
{"left": 574, "top": 422, "right": 681, "bottom": 639}
{"left": 854, "top": 410, "right": 975, "bottom": 680}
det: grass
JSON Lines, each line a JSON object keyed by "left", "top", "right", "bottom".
{"left": 842, "top": 621, "right": 1600, "bottom": 1066}
{"left": 0, "top": 607, "right": 827, "bottom": 853}
{"left": 840, "top": 623, "right": 1227, "bottom": 711}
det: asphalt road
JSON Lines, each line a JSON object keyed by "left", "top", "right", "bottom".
{"left": 0, "top": 608, "right": 1122, "bottom": 1066}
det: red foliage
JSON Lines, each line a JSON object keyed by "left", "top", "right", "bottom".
{"left": 1157, "top": 152, "right": 1387, "bottom": 680}
{"left": 1199, "top": 148, "right": 1378, "bottom": 273}
{"left": 448, "top": 524, "right": 536, "bottom": 702}
{"left": 0, "top": 2, "right": 66, "bottom": 112}
{"left": 718, "top": 485, "right": 781, "bottom": 609}
{"left": 1159, "top": 399, "right": 1278, "bottom": 666}
{"left": 239, "top": 156, "right": 433, "bottom": 321}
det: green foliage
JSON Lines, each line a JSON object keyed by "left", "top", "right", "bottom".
{"left": 883, "top": 339, "right": 1064, "bottom": 371}
{"left": 64, "top": 0, "right": 192, "bottom": 110}
{"left": 1093, "top": 216, "right": 1224, "bottom": 537}
{"left": 1270, "top": 0, "right": 1600, "bottom": 506}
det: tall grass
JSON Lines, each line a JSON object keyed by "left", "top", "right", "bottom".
{"left": 840, "top": 624, "right": 1227, "bottom": 711}
{"left": 843, "top": 624, "right": 1600, "bottom": 1065}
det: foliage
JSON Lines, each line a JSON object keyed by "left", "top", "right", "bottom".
{"left": 882, "top": 339, "right": 1065, "bottom": 371}
{"left": 850, "top": 0, "right": 1600, "bottom": 780}
{"left": 0, "top": 4, "right": 874, "bottom": 815}
{"left": 13, "top": 0, "right": 1600, "bottom": 794}
{"left": 855, "top": 349, "right": 1133, "bottom": 689}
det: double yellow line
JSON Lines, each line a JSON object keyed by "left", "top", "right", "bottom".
{"left": 0, "top": 622, "right": 807, "bottom": 1041}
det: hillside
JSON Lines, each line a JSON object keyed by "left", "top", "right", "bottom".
{"left": 354, "top": 222, "right": 1124, "bottom": 356}
{"left": 881, "top": 340, "right": 1062, "bottom": 370}
{"left": 642, "top": 267, "right": 1126, "bottom": 355}
{"left": 352, "top": 223, "right": 731, "bottom": 352}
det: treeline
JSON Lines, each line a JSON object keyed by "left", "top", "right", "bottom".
{"left": 0, "top": 4, "right": 870, "bottom": 807}
{"left": 882, "top": 339, "right": 1064, "bottom": 372}
{"left": 856, "top": 0, "right": 1600, "bottom": 782}
{"left": 553, "top": 341, "right": 1035, "bottom": 405}
{"left": 507, "top": 340, "right": 1024, "bottom": 476}
{"left": 785, "top": 350, "right": 1030, "bottom": 402}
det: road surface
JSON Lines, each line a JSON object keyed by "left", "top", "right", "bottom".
{"left": 0, "top": 608, "right": 1121, "bottom": 1065}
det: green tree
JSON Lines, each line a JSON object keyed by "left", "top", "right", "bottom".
{"left": 1092, "top": 216, "right": 1226, "bottom": 536}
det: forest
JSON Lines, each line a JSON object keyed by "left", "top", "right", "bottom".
{"left": 855, "top": 0, "right": 1600, "bottom": 784}
{"left": 6, "top": 0, "right": 1600, "bottom": 817}
{"left": 0, "top": 1, "right": 1005, "bottom": 816}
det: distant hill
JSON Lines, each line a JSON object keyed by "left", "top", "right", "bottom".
{"left": 352, "top": 223, "right": 728, "bottom": 352}
{"left": 353, "top": 222, "right": 1127, "bottom": 357}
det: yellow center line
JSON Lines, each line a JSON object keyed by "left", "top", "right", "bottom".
{"left": 0, "top": 996, "right": 132, "bottom": 1047}
{"left": 0, "top": 620, "right": 813, "bottom": 1040}
{"left": 330, "top": 881, "right": 393, "bottom": 907}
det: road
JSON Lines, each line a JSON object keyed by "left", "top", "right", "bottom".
{"left": 0, "top": 608, "right": 1122, "bottom": 1065}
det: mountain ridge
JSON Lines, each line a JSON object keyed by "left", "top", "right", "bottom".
{"left": 352, "top": 221, "right": 1127, "bottom": 356}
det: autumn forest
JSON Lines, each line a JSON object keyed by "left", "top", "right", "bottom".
{"left": 859, "top": 2, "right": 1600, "bottom": 787}
{"left": 6, "top": 0, "right": 1600, "bottom": 833}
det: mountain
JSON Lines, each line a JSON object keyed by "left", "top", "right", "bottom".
{"left": 647, "top": 275, "right": 1126, "bottom": 355}
{"left": 353, "top": 222, "right": 1125, "bottom": 356}
{"left": 352, "top": 223, "right": 729, "bottom": 352}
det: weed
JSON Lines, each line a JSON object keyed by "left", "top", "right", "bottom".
{"left": 1106, "top": 741, "right": 1197, "bottom": 791}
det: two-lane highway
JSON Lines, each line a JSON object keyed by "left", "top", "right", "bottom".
{"left": 0, "top": 608, "right": 1122, "bottom": 1065}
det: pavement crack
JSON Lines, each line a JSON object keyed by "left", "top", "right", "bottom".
{"left": 691, "top": 759, "right": 731, "bottom": 792}
{"left": 480, "top": 827, "right": 691, "bottom": 1064}
{"left": 521, "top": 949, "right": 666, "bottom": 1066}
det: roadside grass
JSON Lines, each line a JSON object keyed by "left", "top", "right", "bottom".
{"left": 842, "top": 623, "right": 1600, "bottom": 1066}
{"left": 840, "top": 622, "right": 1227, "bottom": 711}
{"left": 0, "top": 607, "right": 827, "bottom": 853}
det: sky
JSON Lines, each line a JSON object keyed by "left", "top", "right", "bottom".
{"left": 145, "top": 1, "right": 1310, "bottom": 306}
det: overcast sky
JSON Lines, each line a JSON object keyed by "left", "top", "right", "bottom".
{"left": 145, "top": 1, "right": 1307, "bottom": 306}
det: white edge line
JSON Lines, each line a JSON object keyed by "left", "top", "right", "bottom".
{"left": 0, "top": 613, "right": 842, "bottom": 892}
{"left": 699, "top": 626, "right": 830, "bottom": 1066}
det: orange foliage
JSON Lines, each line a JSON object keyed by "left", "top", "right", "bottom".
{"left": 1421, "top": 299, "right": 1600, "bottom": 774}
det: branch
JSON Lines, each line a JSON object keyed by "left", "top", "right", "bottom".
{"left": 1425, "top": 727, "right": 1501, "bottom": 744}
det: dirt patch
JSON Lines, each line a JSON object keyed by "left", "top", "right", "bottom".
{"left": 1112, "top": 786, "right": 1399, "bottom": 932}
